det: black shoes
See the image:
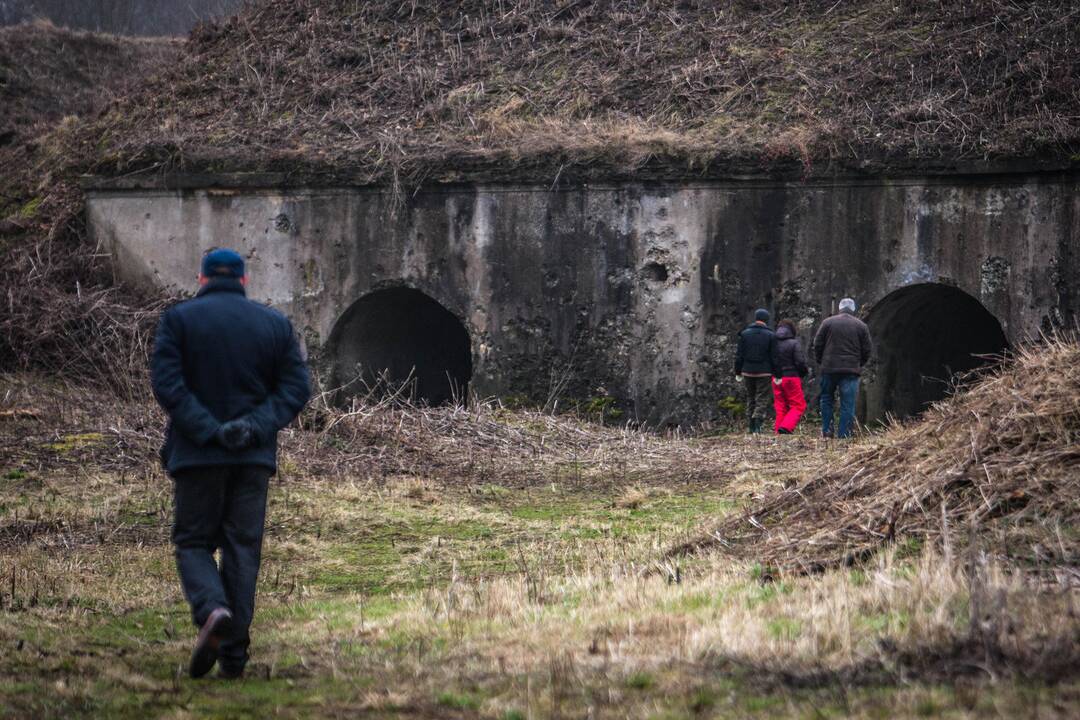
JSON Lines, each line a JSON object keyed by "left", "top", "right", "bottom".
{"left": 189, "top": 607, "right": 233, "bottom": 679}
{"left": 218, "top": 665, "right": 245, "bottom": 680}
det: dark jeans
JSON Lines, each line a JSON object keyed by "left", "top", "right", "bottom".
{"left": 819, "top": 373, "right": 860, "bottom": 438}
{"left": 744, "top": 375, "right": 773, "bottom": 424}
{"left": 173, "top": 465, "right": 270, "bottom": 672}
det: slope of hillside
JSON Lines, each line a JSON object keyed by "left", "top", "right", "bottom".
{"left": 0, "top": 22, "right": 177, "bottom": 382}
{"left": 672, "top": 339, "right": 1080, "bottom": 575}
{"left": 78, "top": 0, "right": 1080, "bottom": 185}
{"left": 0, "top": 0, "right": 243, "bottom": 36}
{"left": 0, "top": 21, "right": 176, "bottom": 143}
{"left": 0, "top": 21, "right": 177, "bottom": 217}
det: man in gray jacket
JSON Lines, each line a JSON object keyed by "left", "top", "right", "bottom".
{"left": 812, "top": 298, "right": 872, "bottom": 438}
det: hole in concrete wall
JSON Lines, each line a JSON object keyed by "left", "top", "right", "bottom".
{"left": 328, "top": 287, "right": 472, "bottom": 405}
{"left": 641, "top": 262, "right": 668, "bottom": 282}
{"left": 273, "top": 213, "right": 293, "bottom": 233}
{"left": 861, "top": 283, "right": 1007, "bottom": 423}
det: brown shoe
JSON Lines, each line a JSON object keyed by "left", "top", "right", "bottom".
{"left": 189, "top": 607, "right": 233, "bottom": 679}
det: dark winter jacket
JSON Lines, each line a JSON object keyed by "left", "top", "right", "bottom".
{"left": 774, "top": 324, "right": 809, "bottom": 378}
{"left": 812, "top": 311, "right": 873, "bottom": 376}
{"left": 150, "top": 279, "right": 311, "bottom": 476}
{"left": 735, "top": 322, "right": 777, "bottom": 376}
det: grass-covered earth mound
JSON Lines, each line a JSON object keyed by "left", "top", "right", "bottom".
{"left": 80, "top": 0, "right": 1080, "bottom": 185}
{"left": 0, "top": 22, "right": 178, "bottom": 387}
{"left": 3, "top": 2, "right": 1079, "bottom": 391}
{"left": 0, "top": 21, "right": 176, "bottom": 149}
{"left": 673, "top": 339, "right": 1080, "bottom": 576}
{"left": 0, "top": 21, "right": 177, "bottom": 221}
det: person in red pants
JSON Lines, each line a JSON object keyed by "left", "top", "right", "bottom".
{"left": 772, "top": 319, "right": 809, "bottom": 434}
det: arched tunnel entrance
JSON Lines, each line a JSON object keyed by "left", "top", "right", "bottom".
{"left": 861, "top": 283, "right": 1008, "bottom": 423}
{"left": 327, "top": 287, "right": 472, "bottom": 405}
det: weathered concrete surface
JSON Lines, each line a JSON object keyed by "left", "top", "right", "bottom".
{"left": 86, "top": 172, "right": 1079, "bottom": 424}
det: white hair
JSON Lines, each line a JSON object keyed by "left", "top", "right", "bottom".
{"left": 839, "top": 298, "right": 857, "bottom": 313}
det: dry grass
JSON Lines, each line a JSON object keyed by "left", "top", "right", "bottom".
{"left": 674, "top": 338, "right": 1080, "bottom": 576}
{"left": 397, "top": 546, "right": 1080, "bottom": 691}
{"left": 281, "top": 377, "right": 834, "bottom": 490}
{"left": 0, "top": 21, "right": 178, "bottom": 147}
{"left": 74, "top": 0, "right": 1079, "bottom": 185}
{"left": 615, "top": 487, "right": 649, "bottom": 510}
{"left": 251, "top": 541, "right": 1080, "bottom": 717}
{"left": 0, "top": 22, "right": 179, "bottom": 395}
{"left": 2, "top": 364, "right": 1079, "bottom": 718}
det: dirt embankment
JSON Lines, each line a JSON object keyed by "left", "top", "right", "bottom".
{"left": 0, "top": 21, "right": 177, "bottom": 221}
{"left": 0, "top": 22, "right": 177, "bottom": 386}
{"left": 81, "top": 0, "right": 1080, "bottom": 185}
{"left": 673, "top": 338, "right": 1080, "bottom": 576}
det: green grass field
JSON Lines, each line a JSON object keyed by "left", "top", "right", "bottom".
{"left": 1, "top": 376, "right": 1077, "bottom": 719}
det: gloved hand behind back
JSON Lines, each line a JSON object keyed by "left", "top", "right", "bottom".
{"left": 216, "top": 418, "right": 254, "bottom": 451}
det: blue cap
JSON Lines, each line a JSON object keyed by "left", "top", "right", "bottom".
{"left": 201, "top": 248, "right": 245, "bottom": 279}
{"left": 754, "top": 308, "right": 770, "bottom": 322}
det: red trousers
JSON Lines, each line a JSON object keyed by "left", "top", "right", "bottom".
{"left": 773, "top": 376, "right": 807, "bottom": 433}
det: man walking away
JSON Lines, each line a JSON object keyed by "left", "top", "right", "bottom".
{"left": 151, "top": 248, "right": 310, "bottom": 679}
{"left": 772, "top": 319, "right": 809, "bottom": 434}
{"left": 812, "top": 297, "right": 872, "bottom": 439}
{"left": 735, "top": 308, "right": 778, "bottom": 433}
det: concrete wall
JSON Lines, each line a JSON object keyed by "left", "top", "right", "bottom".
{"left": 86, "top": 172, "right": 1079, "bottom": 424}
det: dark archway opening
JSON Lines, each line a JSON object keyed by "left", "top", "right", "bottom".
{"left": 862, "top": 283, "right": 1008, "bottom": 423}
{"left": 328, "top": 287, "right": 472, "bottom": 405}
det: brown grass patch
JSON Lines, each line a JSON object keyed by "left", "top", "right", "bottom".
{"left": 0, "top": 23, "right": 179, "bottom": 395}
{"left": 673, "top": 338, "right": 1080, "bottom": 574}
{"left": 76, "top": 0, "right": 1080, "bottom": 185}
{"left": 615, "top": 487, "right": 649, "bottom": 510}
{"left": 1, "top": 372, "right": 1078, "bottom": 715}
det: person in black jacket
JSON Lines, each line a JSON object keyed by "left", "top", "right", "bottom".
{"left": 734, "top": 308, "right": 778, "bottom": 433}
{"left": 772, "top": 319, "right": 809, "bottom": 434}
{"left": 150, "top": 248, "right": 310, "bottom": 679}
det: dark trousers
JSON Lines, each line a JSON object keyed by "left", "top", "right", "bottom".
{"left": 173, "top": 465, "right": 270, "bottom": 671}
{"left": 744, "top": 375, "right": 773, "bottom": 424}
{"left": 819, "top": 373, "right": 860, "bottom": 438}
